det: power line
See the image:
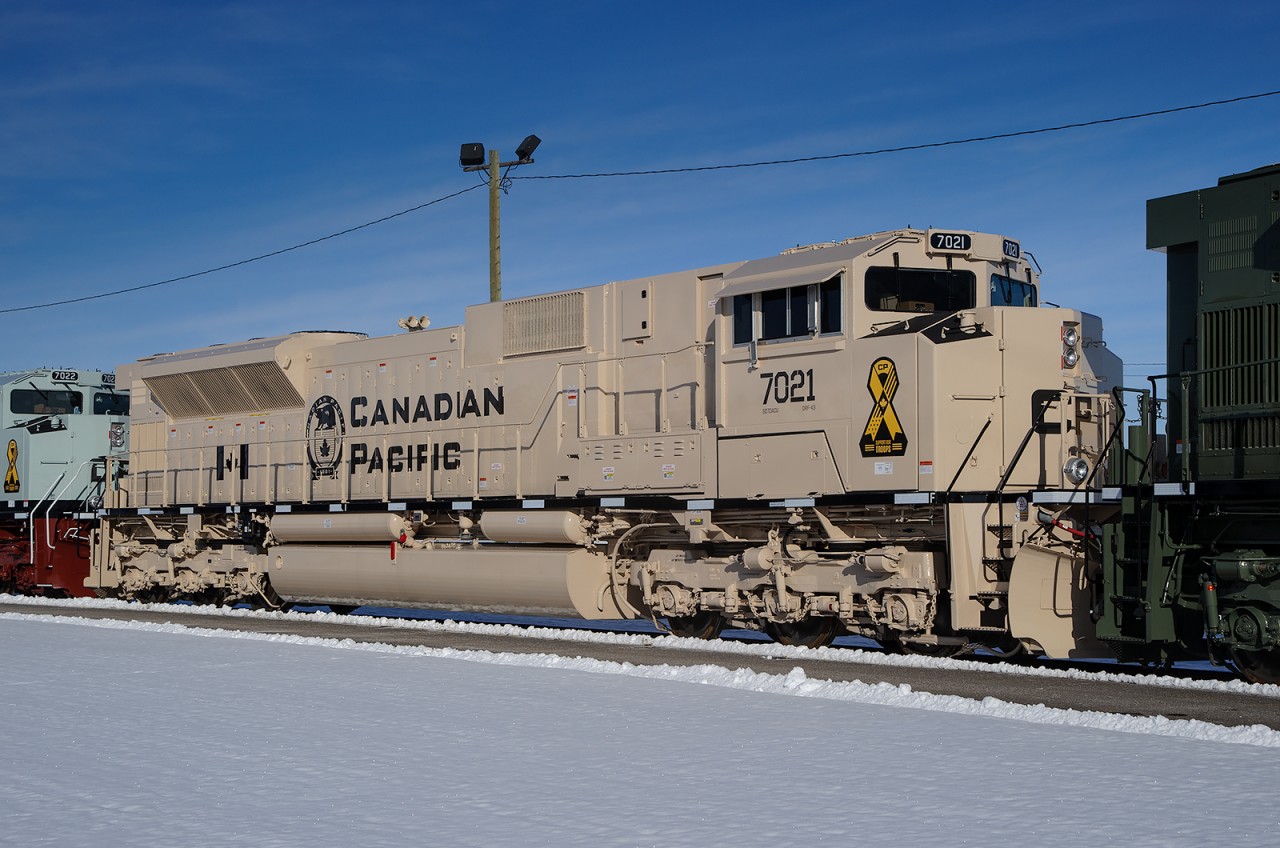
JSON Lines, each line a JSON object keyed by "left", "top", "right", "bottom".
{"left": 0, "top": 184, "right": 485, "bottom": 316}
{"left": 5, "top": 89, "right": 1277, "bottom": 315}
{"left": 516, "top": 90, "right": 1280, "bottom": 180}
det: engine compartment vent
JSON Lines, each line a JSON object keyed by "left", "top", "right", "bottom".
{"left": 503, "top": 292, "right": 585, "bottom": 357}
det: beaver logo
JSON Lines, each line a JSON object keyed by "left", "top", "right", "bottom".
{"left": 306, "top": 395, "right": 345, "bottom": 480}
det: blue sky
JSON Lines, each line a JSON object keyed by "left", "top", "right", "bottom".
{"left": 3, "top": 0, "right": 1276, "bottom": 373}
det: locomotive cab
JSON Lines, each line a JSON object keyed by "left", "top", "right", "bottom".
{"left": 0, "top": 368, "right": 129, "bottom": 596}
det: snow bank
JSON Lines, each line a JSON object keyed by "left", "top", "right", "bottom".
{"left": 4, "top": 607, "right": 1277, "bottom": 748}
{"left": 5, "top": 593, "right": 1276, "bottom": 699}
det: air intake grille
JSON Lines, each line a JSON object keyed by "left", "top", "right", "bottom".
{"left": 1200, "top": 304, "right": 1279, "bottom": 410}
{"left": 1207, "top": 215, "right": 1257, "bottom": 273}
{"left": 1202, "top": 416, "right": 1280, "bottom": 451}
{"left": 1199, "top": 303, "right": 1280, "bottom": 451}
{"left": 144, "top": 362, "right": 304, "bottom": 418}
{"left": 503, "top": 292, "right": 585, "bottom": 357}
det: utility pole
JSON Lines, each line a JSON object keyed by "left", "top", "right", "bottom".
{"left": 460, "top": 135, "right": 540, "bottom": 302}
{"left": 487, "top": 149, "right": 501, "bottom": 303}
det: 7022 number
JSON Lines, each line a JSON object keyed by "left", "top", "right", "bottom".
{"left": 760, "top": 369, "right": 815, "bottom": 404}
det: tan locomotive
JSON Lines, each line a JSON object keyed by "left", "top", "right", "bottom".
{"left": 89, "top": 228, "right": 1120, "bottom": 656}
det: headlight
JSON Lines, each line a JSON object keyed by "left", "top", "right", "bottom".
{"left": 1061, "top": 323, "right": 1080, "bottom": 370}
{"left": 109, "top": 423, "right": 126, "bottom": 448}
{"left": 1063, "top": 457, "right": 1090, "bottom": 485}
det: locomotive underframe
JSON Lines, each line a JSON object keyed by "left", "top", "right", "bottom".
{"left": 0, "top": 511, "right": 98, "bottom": 598}
{"left": 1100, "top": 483, "right": 1280, "bottom": 680}
{"left": 91, "top": 495, "right": 1107, "bottom": 657}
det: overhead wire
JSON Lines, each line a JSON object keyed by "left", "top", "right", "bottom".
{"left": 0, "top": 184, "right": 485, "bottom": 315}
{"left": 515, "top": 90, "right": 1280, "bottom": 180}
{"left": 4, "top": 89, "right": 1278, "bottom": 316}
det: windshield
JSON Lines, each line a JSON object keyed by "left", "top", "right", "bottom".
{"left": 991, "top": 273, "right": 1037, "bottom": 307}
{"left": 94, "top": 392, "right": 130, "bottom": 416}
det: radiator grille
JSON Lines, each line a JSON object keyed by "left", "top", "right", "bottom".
{"left": 144, "top": 373, "right": 209, "bottom": 419}
{"left": 144, "top": 361, "right": 304, "bottom": 418}
{"left": 503, "top": 292, "right": 585, "bottom": 357}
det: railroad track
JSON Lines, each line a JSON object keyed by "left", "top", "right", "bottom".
{"left": 3, "top": 600, "right": 1277, "bottom": 731}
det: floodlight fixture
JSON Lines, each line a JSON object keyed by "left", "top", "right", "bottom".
{"left": 515, "top": 134, "right": 541, "bottom": 162}
{"left": 459, "top": 143, "right": 486, "bottom": 168}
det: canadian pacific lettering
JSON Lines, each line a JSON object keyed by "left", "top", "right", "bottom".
{"left": 350, "top": 441, "right": 461, "bottom": 474}
{"left": 349, "top": 387, "right": 504, "bottom": 428}
{"left": 305, "top": 387, "right": 503, "bottom": 479}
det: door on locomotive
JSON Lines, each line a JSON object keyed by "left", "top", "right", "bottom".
{"left": 716, "top": 257, "right": 854, "bottom": 498}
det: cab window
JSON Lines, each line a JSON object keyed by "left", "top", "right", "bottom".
{"left": 94, "top": 392, "right": 130, "bottom": 415}
{"left": 991, "top": 273, "right": 1037, "bottom": 307}
{"left": 864, "top": 267, "right": 976, "bottom": 313}
{"left": 9, "top": 388, "right": 83, "bottom": 415}
{"left": 732, "top": 275, "right": 841, "bottom": 344}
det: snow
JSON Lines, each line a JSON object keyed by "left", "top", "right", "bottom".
{"left": 6, "top": 594, "right": 1279, "bottom": 699}
{"left": 3, "top": 610, "right": 1279, "bottom": 846}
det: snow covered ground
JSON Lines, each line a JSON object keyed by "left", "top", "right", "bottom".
{"left": 3, "top": 606, "right": 1279, "bottom": 847}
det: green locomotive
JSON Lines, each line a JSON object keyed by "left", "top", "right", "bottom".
{"left": 1102, "top": 162, "right": 1280, "bottom": 681}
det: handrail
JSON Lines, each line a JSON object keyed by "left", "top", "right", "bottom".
{"left": 1142, "top": 356, "right": 1280, "bottom": 484}
{"left": 44, "top": 460, "right": 93, "bottom": 551}
{"left": 1147, "top": 355, "right": 1280, "bottom": 382}
{"left": 27, "top": 471, "right": 66, "bottom": 565}
{"left": 946, "top": 415, "right": 993, "bottom": 495}
{"left": 1087, "top": 388, "right": 1131, "bottom": 489}
{"left": 995, "top": 391, "right": 1062, "bottom": 495}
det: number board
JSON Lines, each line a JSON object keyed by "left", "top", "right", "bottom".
{"left": 51, "top": 370, "right": 79, "bottom": 382}
{"left": 1002, "top": 239, "right": 1021, "bottom": 260}
{"left": 929, "top": 232, "right": 971, "bottom": 252}
{"left": 102, "top": 374, "right": 116, "bottom": 386}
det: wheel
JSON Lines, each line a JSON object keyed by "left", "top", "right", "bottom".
{"left": 764, "top": 617, "right": 838, "bottom": 649}
{"left": 981, "top": 637, "right": 1026, "bottom": 659}
{"left": 188, "top": 589, "right": 229, "bottom": 608}
{"left": 130, "top": 587, "right": 170, "bottom": 605}
{"left": 897, "top": 640, "right": 968, "bottom": 658}
{"left": 1230, "top": 647, "right": 1280, "bottom": 684}
{"left": 666, "top": 611, "right": 724, "bottom": 640}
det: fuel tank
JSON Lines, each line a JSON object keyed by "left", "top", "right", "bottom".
{"left": 268, "top": 543, "right": 632, "bottom": 620}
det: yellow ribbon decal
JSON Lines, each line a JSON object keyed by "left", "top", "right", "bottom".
{"left": 4, "top": 439, "right": 18, "bottom": 493}
{"left": 860, "top": 357, "right": 908, "bottom": 457}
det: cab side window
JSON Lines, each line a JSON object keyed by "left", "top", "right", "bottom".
{"left": 732, "top": 275, "right": 842, "bottom": 345}
{"left": 864, "top": 267, "right": 976, "bottom": 313}
{"left": 94, "top": 393, "right": 130, "bottom": 415}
